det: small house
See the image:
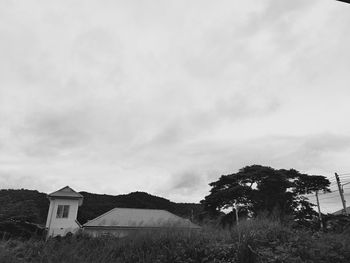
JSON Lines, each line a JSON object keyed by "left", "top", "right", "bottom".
{"left": 45, "top": 186, "right": 83, "bottom": 237}
{"left": 45, "top": 186, "right": 199, "bottom": 238}
{"left": 83, "top": 207, "right": 200, "bottom": 237}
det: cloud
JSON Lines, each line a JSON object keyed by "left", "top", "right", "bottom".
{"left": 151, "top": 132, "right": 350, "bottom": 203}
{"left": 158, "top": 170, "right": 210, "bottom": 203}
{"left": 172, "top": 173, "right": 202, "bottom": 191}
{"left": 0, "top": 0, "right": 350, "bottom": 213}
{"left": 142, "top": 92, "right": 281, "bottom": 151}
{"left": 14, "top": 108, "right": 91, "bottom": 157}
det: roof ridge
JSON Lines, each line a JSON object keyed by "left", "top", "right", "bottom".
{"left": 82, "top": 207, "right": 200, "bottom": 229}
{"left": 48, "top": 186, "right": 83, "bottom": 198}
{"left": 110, "top": 207, "right": 167, "bottom": 211}
{"left": 51, "top": 185, "right": 70, "bottom": 193}
{"left": 83, "top": 207, "right": 119, "bottom": 226}
{"left": 83, "top": 207, "right": 170, "bottom": 227}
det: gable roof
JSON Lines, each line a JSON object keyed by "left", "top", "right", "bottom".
{"left": 83, "top": 208, "right": 200, "bottom": 229}
{"left": 48, "top": 186, "right": 83, "bottom": 199}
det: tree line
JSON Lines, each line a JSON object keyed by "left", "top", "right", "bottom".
{"left": 0, "top": 164, "right": 332, "bottom": 233}
{"left": 201, "top": 165, "right": 330, "bottom": 226}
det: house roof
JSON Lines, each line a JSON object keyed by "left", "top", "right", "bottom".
{"left": 48, "top": 186, "right": 83, "bottom": 199}
{"left": 333, "top": 206, "right": 350, "bottom": 215}
{"left": 83, "top": 208, "right": 200, "bottom": 229}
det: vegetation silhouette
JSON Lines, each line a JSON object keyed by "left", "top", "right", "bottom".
{"left": 201, "top": 165, "right": 331, "bottom": 224}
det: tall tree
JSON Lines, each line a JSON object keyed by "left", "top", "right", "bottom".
{"left": 201, "top": 165, "right": 330, "bottom": 221}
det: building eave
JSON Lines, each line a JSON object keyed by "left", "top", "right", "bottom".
{"left": 83, "top": 225, "right": 201, "bottom": 230}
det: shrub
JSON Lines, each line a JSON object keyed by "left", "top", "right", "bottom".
{"left": 0, "top": 219, "right": 349, "bottom": 263}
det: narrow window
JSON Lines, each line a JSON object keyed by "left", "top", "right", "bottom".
{"left": 63, "top": 205, "right": 69, "bottom": 218}
{"left": 56, "top": 205, "right": 70, "bottom": 218}
{"left": 56, "top": 205, "right": 63, "bottom": 218}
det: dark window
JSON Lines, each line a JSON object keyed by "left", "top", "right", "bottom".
{"left": 56, "top": 205, "right": 70, "bottom": 218}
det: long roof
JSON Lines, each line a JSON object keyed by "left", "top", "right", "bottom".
{"left": 83, "top": 208, "right": 200, "bottom": 229}
{"left": 48, "top": 186, "right": 83, "bottom": 199}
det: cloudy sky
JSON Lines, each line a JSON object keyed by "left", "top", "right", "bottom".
{"left": 1, "top": 0, "right": 350, "bottom": 213}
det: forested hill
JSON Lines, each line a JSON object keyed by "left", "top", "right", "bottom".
{"left": 0, "top": 189, "right": 203, "bottom": 225}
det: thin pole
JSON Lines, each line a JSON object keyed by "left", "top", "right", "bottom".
{"left": 315, "top": 191, "right": 324, "bottom": 231}
{"left": 335, "top": 173, "right": 348, "bottom": 215}
{"left": 234, "top": 202, "right": 239, "bottom": 226}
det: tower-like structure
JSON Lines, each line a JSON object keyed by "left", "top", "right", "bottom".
{"left": 45, "top": 186, "right": 83, "bottom": 238}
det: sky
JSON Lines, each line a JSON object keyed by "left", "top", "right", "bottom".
{"left": 1, "top": 0, "right": 350, "bottom": 213}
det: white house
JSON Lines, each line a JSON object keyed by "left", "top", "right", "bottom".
{"left": 45, "top": 186, "right": 83, "bottom": 238}
{"left": 46, "top": 186, "right": 200, "bottom": 238}
{"left": 83, "top": 207, "right": 200, "bottom": 237}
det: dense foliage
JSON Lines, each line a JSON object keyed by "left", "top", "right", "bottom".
{"left": 201, "top": 165, "right": 331, "bottom": 222}
{"left": 1, "top": 218, "right": 350, "bottom": 263}
{"left": 0, "top": 190, "right": 48, "bottom": 223}
{"left": 0, "top": 221, "right": 45, "bottom": 240}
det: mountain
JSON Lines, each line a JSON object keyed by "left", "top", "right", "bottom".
{"left": 0, "top": 189, "right": 203, "bottom": 225}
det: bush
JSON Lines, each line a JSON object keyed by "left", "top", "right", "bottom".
{"left": 0, "top": 219, "right": 349, "bottom": 263}
{"left": 0, "top": 220, "right": 45, "bottom": 240}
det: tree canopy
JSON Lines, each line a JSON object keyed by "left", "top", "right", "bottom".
{"left": 201, "top": 165, "right": 330, "bottom": 222}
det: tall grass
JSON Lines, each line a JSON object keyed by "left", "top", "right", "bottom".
{"left": 1, "top": 218, "right": 350, "bottom": 263}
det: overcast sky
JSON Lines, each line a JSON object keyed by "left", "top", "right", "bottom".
{"left": 1, "top": 0, "right": 350, "bottom": 213}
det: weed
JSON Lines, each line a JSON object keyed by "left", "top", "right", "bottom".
{"left": 0, "top": 218, "right": 349, "bottom": 263}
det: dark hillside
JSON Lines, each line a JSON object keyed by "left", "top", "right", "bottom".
{"left": 0, "top": 189, "right": 203, "bottom": 225}
{"left": 77, "top": 191, "right": 203, "bottom": 224}
{"left": 0, "top": 189, "right": 48, "bottom": 224}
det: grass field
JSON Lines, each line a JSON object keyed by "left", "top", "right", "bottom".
{"left": 1, "top": 218, "right": 350, "bottom": 263}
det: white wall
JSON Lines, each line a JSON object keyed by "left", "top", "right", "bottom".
{"left": 46, "top": 198, "right": 80, "bottom": 237}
